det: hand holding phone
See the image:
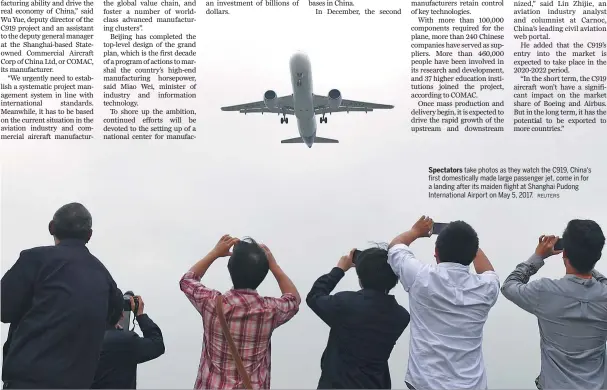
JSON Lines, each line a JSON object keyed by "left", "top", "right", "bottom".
{"left": 431, "top": 222, "right": 448, "bottom": 235}
{"left": 554, "top": 238, "right": 563, "bottom": 251}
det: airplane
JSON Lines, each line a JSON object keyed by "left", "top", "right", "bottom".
{"left": 220, "top": 52, "right": 394, "bottom": 148}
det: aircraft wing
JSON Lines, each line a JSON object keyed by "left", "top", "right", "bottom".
{"left": 221, "top": 95, "right": 295, "bottom": 115}
{"left": 312, "top": 94, "right": 393, "bottom": 114}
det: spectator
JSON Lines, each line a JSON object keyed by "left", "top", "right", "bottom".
{"left": 1, "top": 203, "right": 122, "bottom": 389}
{"left": 307, "top": 246, "right": 410, "bottom": 389}
{"left": 501, "top": 220, "right": 607, "bottom": 390}
{"left": 92, "top": 292, "right": 165, "bottom": 389}
{"left": 179, "top": 235, "right": 300, "bottom": 389}
{"left": 387, "top": 216, "right": 500, "bottom": 390}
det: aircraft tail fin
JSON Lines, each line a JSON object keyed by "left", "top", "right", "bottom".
{"left": 314, "top": 137, "right": 339, "bottom": 143}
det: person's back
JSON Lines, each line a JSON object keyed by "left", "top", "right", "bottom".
{"left": 180, "top": 235, "right": 300, "bottom": 389}
{"left": 388, "top": 217, "right": 500, "bottom": 390}
{"left": 199, "top": 291, "right": 292, "bottom": 388}
{"left": 307, "top": 248, "right": 410, "bottom": 389}
{"left": 1, "top": 203, "right": 121, "bottom": 389}
{"left": 92, "top": 294, "right": 165, "bottom": 389}
{"left": 404, "top": 262, "right": 498, "bottom": 387}
{"left": 501, "top": 220, "right": 607, "bottom": 390}
{"left": 533, "top": 276, "right": 607, "bottom": 389}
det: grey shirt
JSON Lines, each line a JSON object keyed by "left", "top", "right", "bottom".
{"left": 501, "top": 254, "right": 607, "bottom": 390}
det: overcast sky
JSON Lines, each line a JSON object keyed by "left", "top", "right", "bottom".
{"left": 2, "top": 1, "right": 607, "bottom": 388}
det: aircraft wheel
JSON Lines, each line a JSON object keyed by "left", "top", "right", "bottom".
{"left": 285, "top": 118, "right": 289, "bottom": 124}
{"left": 280, "top": 118, "right": 284, "bottom": 124}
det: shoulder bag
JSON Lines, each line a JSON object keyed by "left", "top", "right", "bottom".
{"left": 215, "top": 294, "right": 253, "bottom": 390}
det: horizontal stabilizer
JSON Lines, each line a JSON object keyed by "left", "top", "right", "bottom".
{"left": 281, "top": 137, "right": 304, "bottom": 143}
{"left": 280, "top": 137, "right": 339, "bottom": 144}
{"left": 314, "top": 137, "right": 339, "bottom": 143}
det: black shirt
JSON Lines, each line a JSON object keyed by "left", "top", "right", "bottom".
{"left": 92, "top": 314, "right": 165, "bottom": 389}
{"left": 306, "top": 267, "right": 410, "bottom": 389}
{"left": 1, "top": 239, "right": 122, "bottom": 389}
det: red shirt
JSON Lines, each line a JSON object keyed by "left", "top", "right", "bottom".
{"left": 179, "top": 271, "right": 299, "bottom": 389}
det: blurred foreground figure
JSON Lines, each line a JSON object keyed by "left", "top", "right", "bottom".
{"left": 501, "top": 220, "right": 607, "bottom": 390}
{"left": 1, "top": 203, "right": 122, "bottom": 389}
{"left": 388, "top": 217, "right": 500, "bottom": 390}
{"left": 307, "top": 246, "right": 410, "bottom": 389}
{"left": 179, "top": 235, "right": 301, "bottom": 389}
{"left": 92, "top": 291, "right": 165, "bottom": 389}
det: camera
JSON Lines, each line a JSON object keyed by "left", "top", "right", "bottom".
{"left": 123, "top": 291, "right": 137, "bottom": 312}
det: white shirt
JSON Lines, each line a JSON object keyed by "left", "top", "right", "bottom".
{"left": 387, "top": 244, "right": 500, "bottom": 390}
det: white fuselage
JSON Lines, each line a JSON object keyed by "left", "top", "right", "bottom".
{"left": 289, "top": 52, "right": 316, "bottom": 147}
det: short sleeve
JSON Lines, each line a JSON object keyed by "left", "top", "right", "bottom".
{"left": 265, "top": 293, "right": 300, "bottom": 328}
{"left": 179, "top": 271, "right": 220, "bottom": 315}
{"left": 388, "top": 244, "right": 428, "bottom": 292}
{"left": 478, "top": 271, "right": 500, "bottom": 306}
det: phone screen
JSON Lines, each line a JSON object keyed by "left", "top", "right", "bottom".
{"left": 432, "top": 222, "right": 448, "bottom": 235}
{"left": 554, "top": 238, "right": 563, "bottom": 251}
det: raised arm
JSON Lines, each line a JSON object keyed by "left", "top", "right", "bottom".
{"left": 591, "top": 269, "right": 607, "bottom": 285}
{"left": 501, "top": 235, "right": 559, "bottom": 314}
{"left": 179, "top": 235, "right": 238, "bottom": 313}
{"left": 306, "top": 250, "right": 354, "bottom": 326}
{"left": 260, "top": 244, "right": 300, "bottom": 327}
{"left": 261, "top": 244, "right": 301, "bottom": 304}
{"left": 129, "top": 296, "right": 165, "bottom": 364}
{"left": 188, "top": 235, "right": 239, "bottom": 279}
{"left": 389, "top": 216, "right": 433, "bottom": 249}
{"left": 388, "top": 216, "right": 433, "bottom": 291}
{"left": 473, "top": 248, "right": 495, "bottom": 274}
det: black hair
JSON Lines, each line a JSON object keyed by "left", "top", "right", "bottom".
{"left": 228, "top": 237, "right": 269, "bottom": 290}
{"left": 49, "top": 202, "right": 92, "bottom": 241}
{"left": 562, "top": 219, "right": 605, "bottom": 274}
{"left": 108, "top": 288, "right": 124, "bottom": 326}
{"left": 355, "top": 243, "right": 398, "bottom": 292}
{"left": 435, "top": 221, "right": 479, "bottom": 266}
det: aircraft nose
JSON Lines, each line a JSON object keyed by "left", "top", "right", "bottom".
{"left": 290, "top": 51, "right": 309, "bottom": 68}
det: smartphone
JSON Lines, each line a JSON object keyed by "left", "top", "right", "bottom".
{"left": 554, "top": 238, "right": 563, "bottom": 251}
{"left": 431, "top": 222, "right": 448, "bottom": 235}
{"left": 352, "top": 249, "right": 362, "bottom": 264}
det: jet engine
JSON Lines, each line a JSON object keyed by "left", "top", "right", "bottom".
{"left": 328, "top": 89, "right": 342, "bottom": 109}
{"left": 264, "top": 90, "right": 277, "bottom": 108}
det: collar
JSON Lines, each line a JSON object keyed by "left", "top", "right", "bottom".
{"left": 360, "top": 289, "right": 394, "bottom": 298}
{"left": 438, "top": 262, "right": 470, "bottom": 271}
{"left": 229, "top": 288, "right": 259, "bottom": 295}
{"left": 564, "top": 274, "right": 595, "bottom": 285}
{"left": 57, "top": 239, "right": 88, "bottom": 247}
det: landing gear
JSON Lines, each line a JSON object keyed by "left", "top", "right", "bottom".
{"left": 320, "top": 115, "right": 327, "bottom": 124}
{"left": 280, "top": 116, "right": 288, "bottom": 124}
